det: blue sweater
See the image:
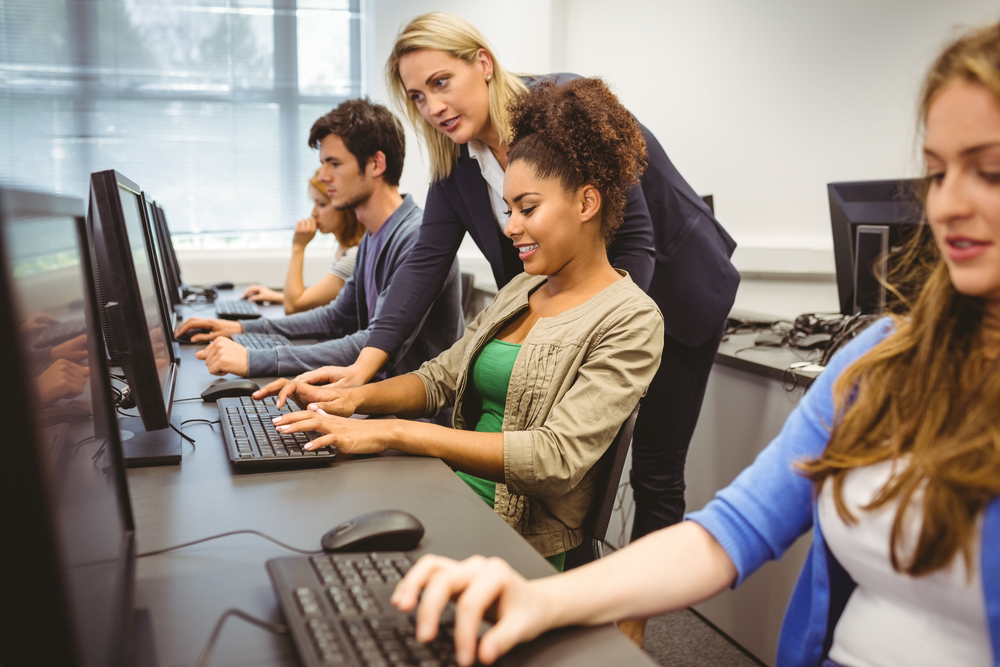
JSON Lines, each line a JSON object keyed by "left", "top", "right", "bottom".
{"left": 241, "top": 195, "right": 464, "bottom": 377}
{"left": 688, "top": 318, "right": 1000, "bottom": 666}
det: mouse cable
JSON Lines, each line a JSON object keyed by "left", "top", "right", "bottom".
{"left": 169, "top": 421, "right": 196, "bottom": 445}
{"left": 137, "top": 529, "right": 323, "bottom": 559}
{"left": 181, "top": 418, "right": 219, "bottom": 427}
{"left": 195, "top": 608, "right": 288, "bottom": 667}
{"left": 173, "top": 396, "right": 205, "bottom": 402}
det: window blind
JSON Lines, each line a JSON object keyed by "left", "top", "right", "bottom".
{"left": 0, "top": 0, "right": 362, "bottom": 236}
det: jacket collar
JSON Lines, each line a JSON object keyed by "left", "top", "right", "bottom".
{"left": 453, "top": 144, "right": 507, "bottom": 276}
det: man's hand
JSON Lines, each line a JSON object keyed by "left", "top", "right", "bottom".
{"left": 196, "top": 337, "right": 249, "bottom": 376}
{"left": 49, "top": 334, "right": 89, "bottom": 362}
{"left": 36, "top": 359, "right": 91, "bottom": 406}
{"left": 174, "top": 317, "right": 242, "bottom": 343}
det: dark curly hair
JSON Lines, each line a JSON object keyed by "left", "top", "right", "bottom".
{"left": 506, "top": 77, "right": 647, "bottom": 244}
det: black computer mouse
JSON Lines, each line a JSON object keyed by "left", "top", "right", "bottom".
{"left": 321, "top": 510, "right": 425, "bottom": 553}
{"left": 212, "top": 281, "right": 235, "bottom": 291}
{"left": 176, "top": 328, "right": 211, "bottom": 344}
{"left": 200, "top": 379, "right": 260, "bottom": 402}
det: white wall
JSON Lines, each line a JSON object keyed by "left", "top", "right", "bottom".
{"left": 365, "top": 0, "right": 1000, "bottom": 277}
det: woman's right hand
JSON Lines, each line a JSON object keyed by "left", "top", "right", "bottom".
{"left": 243, "top": 285, "right": 284, "bottom": 304}
{"left": 391, "top": 554, "right": 551, "bottom": 667}
{"left": 292, "top": 217, "right": 318, "bottom": 249}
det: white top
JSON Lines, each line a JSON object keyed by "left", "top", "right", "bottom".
{"left": 819, "top": 459, "right": 990, "bottom": 667}
{"left": 467, "top": 139, "right": 508, "bottom": 230}
{"left": 329, "top": 244, "right": 358, "bottom": 281}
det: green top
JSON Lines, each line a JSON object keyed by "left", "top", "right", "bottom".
{"left": 456, "top": 338, "right": 565, "bottom": 572}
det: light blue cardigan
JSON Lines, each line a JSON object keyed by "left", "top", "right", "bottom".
{"left": 688, "top": 318, "right": 1000, "bottom": 666}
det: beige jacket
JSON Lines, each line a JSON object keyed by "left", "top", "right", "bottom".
{"left": 412, "top": 271, "right": 664, "bottom": 557}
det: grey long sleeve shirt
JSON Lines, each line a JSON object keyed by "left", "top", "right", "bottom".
{"left": 241, "top": 195, "right": 464, "bottom": 377}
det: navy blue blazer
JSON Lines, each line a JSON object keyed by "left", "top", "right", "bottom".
{"left": 366, "top": 76, "right": 739, "bottom": 354}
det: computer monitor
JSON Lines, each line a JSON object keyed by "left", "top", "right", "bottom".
{"left": 140, "top": 192, "right": 178, "bottom": 331}
{"left": 148, "top": 200, "right": 184, "bottom": 310}
{"left": 828, "top": 179, "right": 926, "bottom": 316}
{"left": 0, "top": 186, "right": 151, "bottom": 666}
{"left": 151, "top": 202, "right": 186, "bottom": 304}
{"left": 88, "top": 170, "right": 181, "bottom": 465}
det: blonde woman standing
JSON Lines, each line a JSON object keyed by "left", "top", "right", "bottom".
{"left": 310, "top": 19, "right": 739, "bottom": 640}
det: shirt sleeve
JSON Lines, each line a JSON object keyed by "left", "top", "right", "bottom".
{"left": 502, "top": 303, "right": 665, "bottom": 499}
{"left": 330, "top": 245, "right": 358, "bottom": 282}
{"left": 410, "top": 306, "right": 491, "bottom": 418}
{"left": 244, "top": 276, "right": 362, "bottom": 377}
{"left": 362, "top": 183, "right": 467, "bottom": 359}
{"left": 686, "top": 318, "right": 895, "bottom": 586}
{"left": 607, "top": 180, "right": 655, "bottom": 292}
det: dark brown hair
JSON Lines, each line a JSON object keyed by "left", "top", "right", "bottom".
{"left": 799, "top": 21, "right": 1000, "bottom": 577}
{"left": 506, "top": 78, "right": 647, "bottom": 244}
{"left": 308, "top": 99, "right": 406, "bottom": 186}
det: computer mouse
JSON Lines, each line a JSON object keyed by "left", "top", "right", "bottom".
{"left": 200, "top": 379, "right": 261, "bottom": 402}
{"left": 212, "top": 281, "right": 235, "bottom": 291}
{"left": 176, "top": 327, "right": 211, "bottom": 344}
{"left": 321, "top": 510, "right": 425, "bottom": 553}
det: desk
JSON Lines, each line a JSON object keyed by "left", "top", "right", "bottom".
{"left": 128, "top": 301, "right": 654, "bottom": 667}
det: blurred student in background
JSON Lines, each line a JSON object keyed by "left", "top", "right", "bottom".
{"left": 243, "top": 169, "right": 365, "bottom": 314}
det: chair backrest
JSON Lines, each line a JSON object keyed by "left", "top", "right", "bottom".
{"left": 582, "top": 403, "right": 640, "bottom": 543}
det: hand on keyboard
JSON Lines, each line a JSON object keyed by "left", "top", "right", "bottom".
{"left": 391, "top": 554, "right": 545, "bottom": 667}
{"left": 175, "top": 316, "right": 242, "bottom": 342}
{"left": 255, "top": 374, "right": 358, "bottom": 413}
{"left": 271, "top": 405, "right": 387, "bottom": 454}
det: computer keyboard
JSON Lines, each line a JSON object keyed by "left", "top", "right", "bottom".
{"left": 214, "top": 299, "right": 262, "bottom": 320}
{"left": 32, "top": 317, "right": 87, "bottom": 348}
{"left": 268, "top": 552, "right": 464, "bottom": 667}
{"left": 217, "top": 396, "right": 333, "bottom": 469}
{"left": 232, "top": 332, "right": 292, "bottom": 350}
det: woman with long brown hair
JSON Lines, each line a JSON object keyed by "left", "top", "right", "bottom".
{"left": 390, "top": 21, "right": 1000, "bottom": 667}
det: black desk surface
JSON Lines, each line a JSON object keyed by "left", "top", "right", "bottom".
{"left": 128, "top": 301, "right": 654, "bottom": 667}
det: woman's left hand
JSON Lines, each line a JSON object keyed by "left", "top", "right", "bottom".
{"left": 271, "top": 405, "right": 393, "bottom": 455}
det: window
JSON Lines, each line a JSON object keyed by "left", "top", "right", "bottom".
{"left": 0, "top": 0, "right": 362, "bottom": 246}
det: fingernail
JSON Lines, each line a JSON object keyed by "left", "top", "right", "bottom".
{"left": 272, "top": 417, "right": 281, "bottom": 424}
{"left": 278, "top": 425, "right": 290, "bottom": 432}
{"left": 309, "top": 403, "right": 318, "bottom": 411}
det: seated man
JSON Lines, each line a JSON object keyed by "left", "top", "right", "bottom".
{"left": 175, "top": 99, "right": 463, "bottom": 379}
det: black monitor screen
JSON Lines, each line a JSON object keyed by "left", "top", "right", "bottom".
{"left": 118, "top": 185, "right": 172, "bottom": 397}
{"left": 0, "top": 191, "right": 133, "bottom": 666}
{"left": 828, "top": 179, "right": 925, "bottom": 315}
{"left": 142, "top": 195, "right": 176, "bottom": 322}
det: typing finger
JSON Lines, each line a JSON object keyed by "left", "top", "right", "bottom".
{"left": 253, "top": 378, "right": 288, "bottom": 401}
{"left": 415, "top": 556, "right": 488, "bottom": 644}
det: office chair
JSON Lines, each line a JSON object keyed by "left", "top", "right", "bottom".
{"left": 581, "top": 403, "right": 641, "bottom": 560}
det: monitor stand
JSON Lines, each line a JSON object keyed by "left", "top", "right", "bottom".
{"left": 118, "top": 414, "right": 182, "bottom": 467}
{"left": 128, "top": 607, "right": 158, "bottom": 667}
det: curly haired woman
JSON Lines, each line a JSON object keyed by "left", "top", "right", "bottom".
{"left": 262, "top": 78, "right": 664, "bottom": 572}
{"left": 391, "top": 20, "right": 1000, "bottom": 667}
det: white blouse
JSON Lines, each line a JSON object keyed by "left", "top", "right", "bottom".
{"left": 818, "top": 459, "right": 991, "bottom": 667}
{"left": 467, "top": 139, "right": 508, "bottom": 231}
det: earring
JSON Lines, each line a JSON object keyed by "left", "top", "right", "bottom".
{"left": 486, "top": 74, "right": 492, "bottom": 81}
